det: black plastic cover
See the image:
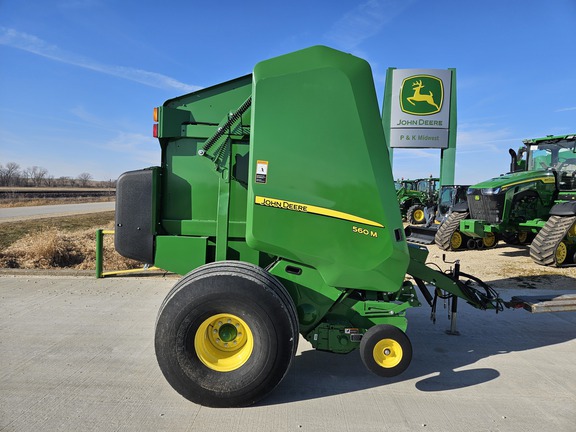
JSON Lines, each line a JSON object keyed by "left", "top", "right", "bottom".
{"left": 452, "top": 201, "right": 469, "bottom": 213}
{"left": 114, "top": 168, "right": 156, "bottom": 264}
{"left": 549, "top": 201, "right": 576, "bottom": 216}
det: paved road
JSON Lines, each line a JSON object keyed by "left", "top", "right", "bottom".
{"left": 0, "top": 202, "right": 115, "bottom": 223}
{"left": 1, "top": 274, "right": 575, "bottom": 431}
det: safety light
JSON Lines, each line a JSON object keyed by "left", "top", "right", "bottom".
{"left": 153, "top": 107, "right": 159, "bottom": 137}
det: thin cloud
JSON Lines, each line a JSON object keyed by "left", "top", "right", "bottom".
{"left": 456, "top": 127, "right": 516, "bottom": 149}
{"left": 555, "top": 107, "right": 576, "bottom": 112}
{"left": 324, "top": 0, "right": 415, "bottom": 50}
{"left": 0, "top": 26, "right": 200, "bottom": 93}
{"left": 102, "top": 132, "right": 159, "bottom": 166}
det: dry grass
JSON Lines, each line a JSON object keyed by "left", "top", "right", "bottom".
{"left": 0, "top": 212, "right": 140, "bottom": 271}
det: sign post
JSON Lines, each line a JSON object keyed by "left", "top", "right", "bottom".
{"left": 382, "top": 68, "right": 457, "bottom": 186}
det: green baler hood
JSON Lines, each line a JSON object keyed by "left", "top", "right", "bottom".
{"left": 246, "top": 46, "right": 409, "bottom": 292}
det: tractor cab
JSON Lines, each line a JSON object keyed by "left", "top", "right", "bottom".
{"left": 415, "top": 177, "right": 440, "bottom": 201}
{"left": 523, "top": 134, "right": 576, "bottom": 195}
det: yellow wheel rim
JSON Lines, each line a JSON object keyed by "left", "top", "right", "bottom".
{"left": 372, "top": 338, "right": 403, "bottom": 369}
{"left": 413, "top": 209, "right": 425, "bottom": 223}
{"left": 483, "top": 232, "right": 497, "bottom": 248}
{"left": 556, "top": 241, "right": 568, "bottom": 265}
{"left": 194, "top": 313, "right": 253, "bottom": 372}
{"left": 450, "top": 231, "right": 463, "bottom": 249}
{"left": 517, "top": 231, "right": 529, "bottom": 243}
{"left": 569, "top": 223, "right": 576, "bottom": 237}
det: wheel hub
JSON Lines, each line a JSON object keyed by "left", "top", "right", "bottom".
{"left": 556, "top": 242, "right": 568, "bottom": 265}
{"left": 195, "top": 313, "right": 254, "bottom": 372}
{"left": 373, "top": 338, "right": 403, "bottom": 368}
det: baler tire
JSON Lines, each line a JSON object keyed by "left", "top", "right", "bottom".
{"left": 407, "top": 204, "right": 426, "bottom": 225}
{"left": 360, "top": 324, "right": 412, "bottom": 378}
{"left": 435, "top": 211, "right": 469, "bottom": 251}
{"left": 154, "top": 261, "right": 298, "bottom": 408}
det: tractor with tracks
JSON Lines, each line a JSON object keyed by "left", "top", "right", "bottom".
{"left": 114, "top": 46, "right": 512, "bottom": 408}
{"left": 435, "top": 134, "right": 576, "bottom": 266}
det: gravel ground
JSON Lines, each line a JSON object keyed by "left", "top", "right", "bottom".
{"left": 422, "top": 241, "right": 576, "bottom": 290}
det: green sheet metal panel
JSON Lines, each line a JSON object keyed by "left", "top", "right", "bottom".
{"left": 154, "top": 236, "right": 207, "bottom": 274}
{"left": 246, "top": 46, "right": 409, "bottom": 292}
{"left": 158, "top": 76, "right": 253, "bottom": 232}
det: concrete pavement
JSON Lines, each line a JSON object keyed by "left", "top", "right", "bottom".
{"left": 1, "top": 274, "right": 575, "bottom": 431}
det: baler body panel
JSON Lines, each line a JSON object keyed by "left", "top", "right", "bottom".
{"left": 247, "top": 46, "right": 409, "bottom": 292}
{"left": 158, "top": 75, "right": 252, "bottom": 235}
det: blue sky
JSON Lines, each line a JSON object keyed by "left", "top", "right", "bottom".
{"left": 1, "top": 0, "right": 575, "bottom": 184}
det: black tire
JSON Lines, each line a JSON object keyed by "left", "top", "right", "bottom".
{"left": 435, "top": 211, "right": 469, "bottom": 250}
{"left": 503, "top": 231, "right": 534, "bottom": 245}
{"left": 360, "top": 324, "right": 412, "bottom": 377}
{"left": 154, "top": 261, "right": 298, "bottom": 408}
{"left": 407, "top": 204, "right": 426, "bottom": 225}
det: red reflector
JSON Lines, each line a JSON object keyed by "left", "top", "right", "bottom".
{"left": 153, "top": 123, "right": 158, "bottom": 138}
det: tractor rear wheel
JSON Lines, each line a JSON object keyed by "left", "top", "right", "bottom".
{"left": 360, "top": 324, "right": 412, "bottom": 377}
{"left": 407, "top": 204, "right": 426, "bottom": 225}
{"left": 435, "top": 211, "right": 469, "bottom": 250}
{"left": 154, "top": 261, "right": 298, "bottom": 407}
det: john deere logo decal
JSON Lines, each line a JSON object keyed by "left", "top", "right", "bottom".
{"left": 400, "top": 75, "right": 443, "bottom": 115}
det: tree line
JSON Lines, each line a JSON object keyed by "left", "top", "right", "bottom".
{"left": 0, "top": 162, "right": 115, "bottom": 188}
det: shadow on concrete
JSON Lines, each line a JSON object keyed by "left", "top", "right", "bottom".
{"left": 489, "top": 274, "right": 576, "bottom": 289}
{"left": 261, "top": 295, "right": 576, "bottom": 406}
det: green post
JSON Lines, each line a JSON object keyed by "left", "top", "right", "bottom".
{"left": 439, "top": 68, "right": 457, "bottom": 187}
{"left": 95, "top": 229, "right": 104, "bottom": 278}
{"left": 382, "top": 67, "right": 395, "bottom": 167}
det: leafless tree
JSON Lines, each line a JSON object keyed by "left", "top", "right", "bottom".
{"left": 0, "top": 162, "right": 21, "bottom": 186}
{"left": 77, "top": 172, "right": 93, "bottom": 187}
{"left": 24, "top": 166, "right": 49, "bottom": 187}
{"left": 56, "top": 176, "right": 73, "bottom": 187}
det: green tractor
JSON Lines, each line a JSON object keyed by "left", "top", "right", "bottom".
{"left": 435, "top": 134, "right": 576, "bottom": 265}
{"left": 396, "top": 177, "right": 439, "bottom": 224}
{"left": 406, "top": 184, "right": 469, "bottom": 244}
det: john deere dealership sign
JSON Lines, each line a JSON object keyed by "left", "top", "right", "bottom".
{"left": 390, "top": 69, "right": 452, "bottom": 149}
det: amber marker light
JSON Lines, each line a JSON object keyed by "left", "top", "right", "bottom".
{"left": 153, "top": 107, "right": 159, "bottom": 137}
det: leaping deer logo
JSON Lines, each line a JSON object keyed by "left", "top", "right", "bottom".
{"left": 399, "top": 75, "right": 444, "bottom": 115}
{"left": 407, "top": 79, "right": 439, "bottom": 110}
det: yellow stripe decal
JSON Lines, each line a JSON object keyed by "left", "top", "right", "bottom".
{"left": 255, "top": 196, "right": 384, "bottom": 228}
{"left": 502, "top": 176, "right": 555, "bottom": 190}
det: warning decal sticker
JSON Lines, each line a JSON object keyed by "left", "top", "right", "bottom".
{"left": 255, "top": 160, "right": 268, "bottom": 184}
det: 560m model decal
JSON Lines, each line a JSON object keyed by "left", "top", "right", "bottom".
{"left": 255, "top": 196, "right": 384, "bottom": 228}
